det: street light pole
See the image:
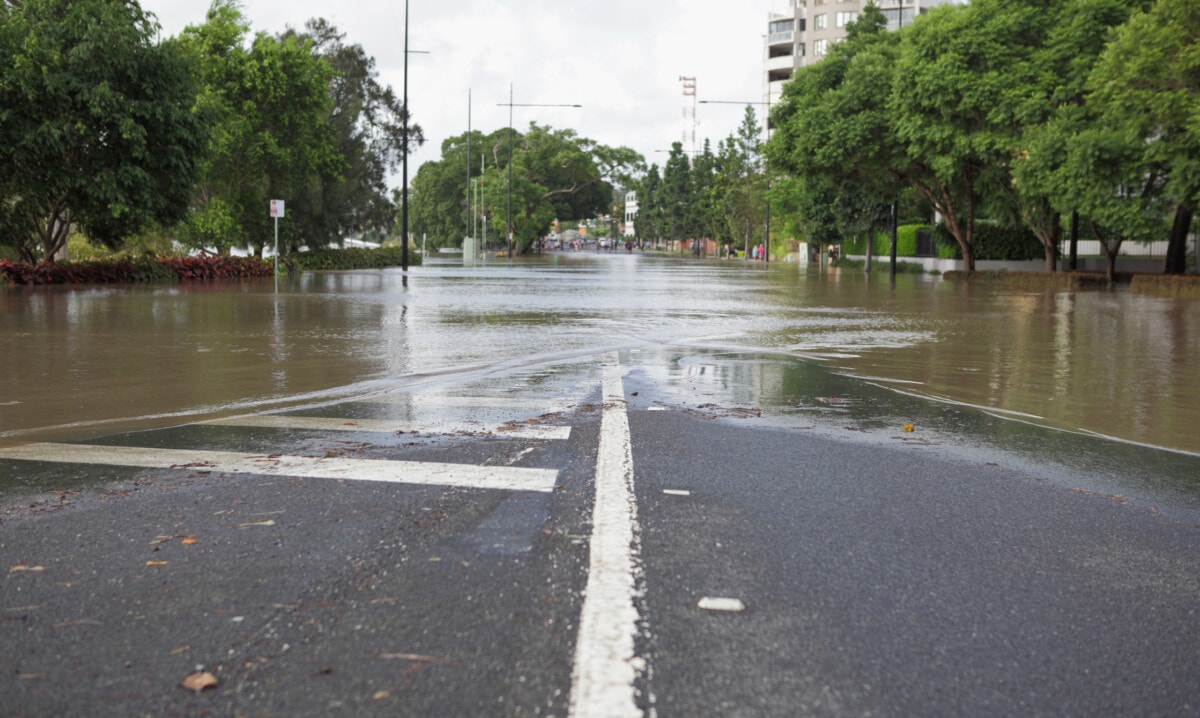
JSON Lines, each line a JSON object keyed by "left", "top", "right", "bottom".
{"left": 507, "top": 83, "right": 513, "bottom": 259}
{"left": 400, "top": 0, "right": 409, "bottom": 271}
{"left": 399, "top": 1, "right": 429, "bottom": 272}
{"left": 497, "top": 91, "right": 581, "bottom": 259}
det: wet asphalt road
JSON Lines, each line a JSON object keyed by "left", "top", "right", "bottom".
{"left": 3, "top": 350, "right": 1200, "bottom": 717}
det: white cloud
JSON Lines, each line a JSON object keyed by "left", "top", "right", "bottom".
{"left": 141, "top": 0, "right": 775, "bottom": 185}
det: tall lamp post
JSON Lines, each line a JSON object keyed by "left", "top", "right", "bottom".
{"left": 399, "top": 0, "right": 429, "bottom": 271}
{"left": 497, "top": 87, "right": 581, "bottom": 258}
{"left": 699, "top": 99, "right": 773, "bottom": 266}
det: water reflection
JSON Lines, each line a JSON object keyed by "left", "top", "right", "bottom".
{"left": 2, "top": 257, "right": 1199, "bottom": 459}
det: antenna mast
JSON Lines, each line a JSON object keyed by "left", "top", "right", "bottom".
{"left": 679, "top": 76, "right": 697, "bottom": 161}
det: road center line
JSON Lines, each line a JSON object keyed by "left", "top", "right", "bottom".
{"left": 569, "top": 353, "right": 643, "bottom": 717}
{"left": 0, "top": 443, "right": 558, "bottom": 492}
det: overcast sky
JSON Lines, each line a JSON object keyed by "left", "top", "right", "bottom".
{"left": 140, "top": 0, "right": 783, "bottom": 186}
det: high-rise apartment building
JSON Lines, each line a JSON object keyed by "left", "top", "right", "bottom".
{"left": 763, "top": 0, "right": 962, "bottom": 110}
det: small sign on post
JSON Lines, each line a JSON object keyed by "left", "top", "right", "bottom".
{"left": 270, "top": 200, "right": 285, "bottom": 292}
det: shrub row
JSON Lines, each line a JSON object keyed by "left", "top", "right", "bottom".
{"left": 840, "top": 224, "right": 938, "bottom": 258}
{"left": 0, "top": 255, "right": 273, "bottom": 285}
{"left": 290, "top": 246, "right": 420, "bottom": 271}
{"left": 934, "top": 223, "right": 1045, "bottom": 261}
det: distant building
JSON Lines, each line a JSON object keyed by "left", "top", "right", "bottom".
{"left": 623, "top": 191, "right": 638, "bottom": 238}
{"left": 764, "top": 0, "right": 963, "bottom": 110}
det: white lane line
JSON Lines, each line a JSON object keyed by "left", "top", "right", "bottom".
{"left": 199, "top": 415, "right": 571, "bottom": 440}
{"left": 569, "top": 353, "right": 643, "bottom": 718}
{"left": 0, "top": 443, "right": 558, "bottom": 493}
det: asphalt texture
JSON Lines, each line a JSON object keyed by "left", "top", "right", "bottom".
{"left": 3, "top": 359, "right": 1200, "bottom": 717}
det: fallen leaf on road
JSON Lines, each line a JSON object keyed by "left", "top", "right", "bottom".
{"left": 181, "top": 537, "right": 200, "bottom": 545}
{"left": 373, "top": 690, "right": 391, "bottom": 700}
{"left": 902, "top": 423, "right": 915, "bottom": 432}
{"left": 179, "top": 671, "right": 218, "bottom": 692}
{"left": 10, "top": 565, "right": 45, "bottom": 573}
{"left": 146, "top": 561, "right": 169, "bottom": 567}
{"left": 238, "top": 519, "right": 275, "bottom": 528}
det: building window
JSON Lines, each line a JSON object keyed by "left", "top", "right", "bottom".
{"left": 836, "top": 11, "right": 857, "bottom": 27}
{"left": 769, "top": 19, "right": 793, "bottom": 34}
{"left": 814, "top": 13, "right": 827, "bottom": 29}
{"left": 797, "top": 18, "right": 806, "bottom": 31}
{"left": 814, "top": 38, "right": 827, "bottom": 55}
{"left": 796, "top": 42, "right": 806, "bottom": 56}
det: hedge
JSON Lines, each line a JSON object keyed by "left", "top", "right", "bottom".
{"left": 0, "top": 255, "right": 273, "bottom": 285}
{"left": 934, "top": 223, "right": 1044, "bottom": 261}
{"left": 842, "top": 224, "right": 933, "bottom": 257}
{"left": 0, "top": 247, "right": 423, "bottom": 286}
{"left": 290, "top": 246, "right": 421, "bottom": 271}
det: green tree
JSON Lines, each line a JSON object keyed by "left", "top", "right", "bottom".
{"left": 1085, "top": 0, "right": 1200, "bottom": 274}
{"left": 289, "top": 19, "right": 424, "bottom": 246}
{"left": 691, "top": 140, "right": 720, "bottom": 247}
{"left": 659, "top": 143, "right": 693, "bottom": 247}
{"left": 0, "top": 0, "right": 207, "bottom": 262}
{"left": 635, "top": 164, "right": 664, "bottom": 247}
{"left": 993, "top": 0, "right": 1146, "bottom": 270}
{"left": 479, "top": 123, "right": 641, "bottom": 254}
{"left": 767, "top": 5, "right": 905, "bottom": 258}
{"left": 712, "top": 107, "right": 767, "bottom": 257}
{"left": 178, "top": 0, "right": 342, "bottom": 256}
{"left": 411, "top": 130, "right": 490, "bottom": 248}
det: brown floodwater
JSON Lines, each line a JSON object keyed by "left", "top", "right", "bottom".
{"left": 2, "top": 255, "right": 1198, "bottom": 458}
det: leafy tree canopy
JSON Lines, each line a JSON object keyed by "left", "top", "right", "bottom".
{"left": 0, "top": 0, "right": 208, "bottom": 262}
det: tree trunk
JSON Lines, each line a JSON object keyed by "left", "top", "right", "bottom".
{"left": 1164, "top": 204, "right": 1192, "bottom": 275}
{"left": 1068, "top": 210, "right": 1078, "bottom": 271}
{"left": 1042, "top": 215, "right": 1060, "bottom": 273}
{"left": 38, "top": 200, "right": 71, "bottom": 262}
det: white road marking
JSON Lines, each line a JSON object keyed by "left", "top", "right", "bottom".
{"left": 569, "top": 353, "right": 643, "bottom": 718}
{"left": 0, "top": 443, "right": 559, "bottom": 492}
{"left": 663, "top": 489, "right": 691, "bottom": 497}
{"left": 698, "top": 597, "right": 746, "bottom": 613}
{"left": 200, "top": 415, "right": 571, "bottom": 440}
{"left": 360, "top": 395, "right": 577, "bottom": 409}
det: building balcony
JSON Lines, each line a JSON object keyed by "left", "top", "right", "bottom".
{"left": 767, "top": 30, "right": 794, "bottom": 46}
{"left": 766, "top": 54, "right": 797, "bottom": 73}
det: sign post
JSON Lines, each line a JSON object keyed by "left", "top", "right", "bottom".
{"left": 270, "top": 200, "right": 285, "bottom": 292}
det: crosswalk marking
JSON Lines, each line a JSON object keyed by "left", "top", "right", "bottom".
{"left": 0, "top": 443, "right": 559, "bottom": 492}
{"left": 360, "top": 395, "right": 577, "bottom": 409}
{"left": 199, "top": 415, "right": 571, "bottom": 440}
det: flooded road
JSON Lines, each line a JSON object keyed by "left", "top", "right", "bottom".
{"left": 5, "top": 253, "right": 1200, "bottom": 716}
{"left": 3, "top": 252, "right": 1199, "bottom": 497}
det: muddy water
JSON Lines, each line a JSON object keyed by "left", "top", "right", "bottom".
{"left": 2, "top": 255, "right": 1198, "bottom": 457}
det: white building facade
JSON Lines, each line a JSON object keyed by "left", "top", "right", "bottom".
{"left": 623, "top": 191, "right": 638, "bottom": 238}
{"left": 764, "top": 0, "right": 963, "bottom": 110}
